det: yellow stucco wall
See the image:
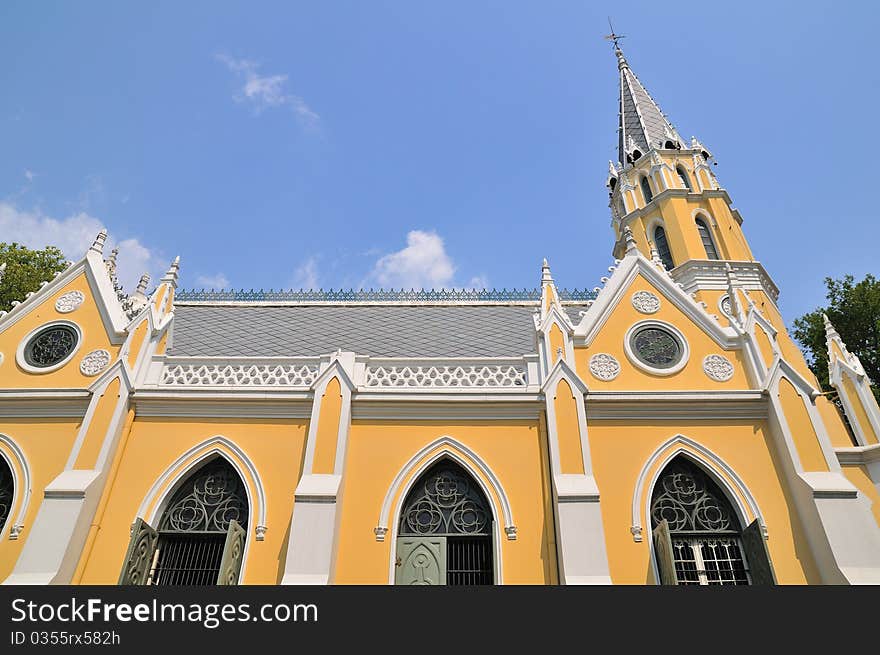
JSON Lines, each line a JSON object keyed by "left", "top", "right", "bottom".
{"left": 0, "top": 419, "right": 82, "bottom": 580}
{"left": 554, "top": 379, "right": 585, "bottom": 475}
{"left": 75, "top": 417, "right": 309, "bottom": 584}
{"left": 588, "top": 420, "right": 822, "bottom": 584}
{"left": 313, "top": 377, "right": 342, "bottom": 474}
{"left": 816, "top": 395, "right": 856, "bottom": 448}
{"left": 841, "top": 375, "right": 879, "bottom": 445}
{"left": 0, "top": 271, "right": 121, "bottom": 389}
{"left": 573, "top": 274, "right": 751, "bottom": 389}
{"left": 333, "top": 420, "right": 555, "bottom": 584}
{"left": 778, "top": 378, "right": 829, "bottom": 472}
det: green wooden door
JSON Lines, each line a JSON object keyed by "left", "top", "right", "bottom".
{"left": 216, "top": 519, "right": 247, "bottom": 585}
{"left": 118, "top": 518, "right": 158, "bottom": 585}
{"left": 395, "top": 536, "right": 446, "bottom": 585}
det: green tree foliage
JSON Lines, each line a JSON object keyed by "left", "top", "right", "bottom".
{"left": 792, "top": 274, "right": 880, "bottom": 403}
{"left": 0, "top": 242, "right": 68, "bottom": 313}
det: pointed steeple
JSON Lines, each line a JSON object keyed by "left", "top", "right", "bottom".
{"left": 614, "top": 44, "right": 683, "bottom": 166}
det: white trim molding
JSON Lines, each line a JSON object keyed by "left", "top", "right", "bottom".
{"left": 0, "top": 434, "right": 32, "bottom": 541}
{"left": 135, "top": 435, "right": 268, "bottom": 542}
{"left": 630, "top": 435, "right": 766, "bottom": 544}
{"left": 375, "top": 435, "right": 516, "bottom": 542}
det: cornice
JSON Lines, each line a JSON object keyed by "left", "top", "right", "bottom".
{"left": 671, "top": 259, "right": 780, "bottom": 301}
{"left": 350, "top": 398, "right": 543, "bottom": 421}
{"left": 585, "top": 389, "right": 767, "bottom": 420}
{"left": 132, "top": 389, "right": 313, "bottom": 418}
{"left": 835, "top": 443, "right": 880, "bottom": 466}
{"left": 0, "top": 389, "right": 91, "bottom": 418}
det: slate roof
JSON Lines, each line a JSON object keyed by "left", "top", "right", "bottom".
{"left": 168, "top": 304, "right": 550, "bottom": 358}
{"left": 616, "top": 47, "right": 681, "bottom": 165}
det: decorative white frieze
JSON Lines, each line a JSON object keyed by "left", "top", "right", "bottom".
{"left": 589, "top": 353, "right": 621, "bottom": 381}
{"left": 55, "top": 291, "right": 85, "bottom": 314}
{"left": 80, "top": 349, "right": 111, "bottom": 376}
{"left": 365, "top": 364, "right": 526, "bottom": 388}
{"left": 631, "top": 290, "right": 660, "bottom": 314}
{"left": 702, "top": 354, "right": 735, "bottom": 382}
{"left": 160, "top": 363, "right": 320, "bottom": 387}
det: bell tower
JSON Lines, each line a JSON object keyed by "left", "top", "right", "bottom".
{"left": 604, "top": 40, "right": 779, "bottom": 314}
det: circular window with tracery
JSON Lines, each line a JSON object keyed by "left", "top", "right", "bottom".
{"left": 625, "top": 321, "right": 688, "bottom": 375}
{"left": 23, "top": 324, "right": 79, "bottom": 370}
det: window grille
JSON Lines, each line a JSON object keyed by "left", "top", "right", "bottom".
{"left": 149, "top": 459, "right": 249, "bottom": 586}
{"left": 0, "top": 458, "right": 12, "bottom": 534}
{"left": 695, "top": 218, "right": 720, "bottom": 260}
{"left": 651, "top": 458, "right": 751, "bottom": 586}
{"left": 653, "top": 226, "right": 675, "bottom": 270}
{"left": 397, "top": 460, "right": 493, "bottom": 585}
{"left": 24, "top": 325, "right": 78, "bottom": 368}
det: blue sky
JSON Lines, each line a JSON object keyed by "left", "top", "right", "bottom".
{"left": 1, "top": 1, "right": 877, "bottom": 326}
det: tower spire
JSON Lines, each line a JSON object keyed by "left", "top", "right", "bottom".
{"left": 610, "top": 34, "right": 683, "bottom": 167}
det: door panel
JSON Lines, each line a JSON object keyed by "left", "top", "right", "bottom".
{"left": 395, "top": 537, "right": 446, "bottom": 585}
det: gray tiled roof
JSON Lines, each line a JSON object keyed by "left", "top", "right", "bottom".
{"left": 563, "top": 305, "right": 590, "bottom": 325}
{"left": 168, "top": 305, "right": 542, "bottom": 358}
{"left": 617, "top": 50, "right": 680, "bottom": 165}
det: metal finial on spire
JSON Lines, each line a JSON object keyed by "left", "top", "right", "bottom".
{"left": 604, "top": 17, "right": 628, "bottom": 69}
{"left": 604, "top": 17, "right": 625, "bottom": 50}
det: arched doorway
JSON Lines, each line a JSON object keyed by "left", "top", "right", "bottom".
{"left": 396, "top": 459, "right": 494, "bottom": 585}
{"left": 119, "top": 457, "right": 249, "bottom": 585}
{"left": 650, "top": 456, "right": 775, "bottom": 585}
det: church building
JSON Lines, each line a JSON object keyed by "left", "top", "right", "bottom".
{"left": 1, "top": 44, "right": 879, "bottom": 586}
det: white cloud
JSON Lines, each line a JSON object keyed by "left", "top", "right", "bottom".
{"left": 293, "top": 257, "right": 319, "bottom": 289}
{"left": 368, "top": 230, "right": 456, "bottom": 289}
{"left": 216, "top": 54, "right": 319, "bottom": 128}
{"left": 196, "top": 273, "right": 230, "bottom": 289}
{"left": 466, "top": 275, "right": 489, "bottom": 289}
{"left": 0, "top": 202, "right": 164, "bottom": 291}
{"left": 24, "top": 170, "right": 34, "bottom": 182}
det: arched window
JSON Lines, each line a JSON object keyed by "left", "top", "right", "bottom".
{"left": 652, "top": 225, "right": 675, "bottom": 271}
{"left": 650, "top": 457, "right": 775, "bottom": 585}
{"left": 0, "top": 456, "right": 13, "bottom": 535}
{"left": 119, "top": 458, "right": 249, "bottom": 586}
{"left": 676, "top": 166, "right": 692, "bottom": 191}
{"left": 640, "top": 176, "right": 654, "bottom": 204}
{"left": 695, "top": 217, "right": 719, "bottom": 260}
{"left": 396, "top": 459, "right": 494, "bottom": 585}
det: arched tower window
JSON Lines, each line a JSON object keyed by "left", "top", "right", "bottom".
{"left": 119, "top": 458, "right": 250, "bottom": 586}
{"left": 396, "top": 459, "right": 494, "bottom": 585}
{"left": 0, "top": 456, "right": 13, "bottom": 535}
{"left": 640, "top": 176, "right": 654, "bottom": 204}
{"left": 650, "top": 457, "right": 749, "bottom": 585}
{"left": 695, "top": 217, "right": 719, "bottom": 260}
{"left": 676, "top": 166, "right": 692, "bottom": 191}
{"left": 652, "top": 225, "right": 675, "bottom": 271}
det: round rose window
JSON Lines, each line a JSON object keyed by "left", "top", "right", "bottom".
{"left": 629, "top": 326, "right": 683, "bottom": 369}
{"left": 23, "top": 325, "right": 79, "bottom": 369}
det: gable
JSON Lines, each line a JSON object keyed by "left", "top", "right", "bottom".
{"left": 572, "top": 272, "right": 750, "bottom": 390}
{"left": 0, "top": 270, "right": 123, "bottom": 389}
